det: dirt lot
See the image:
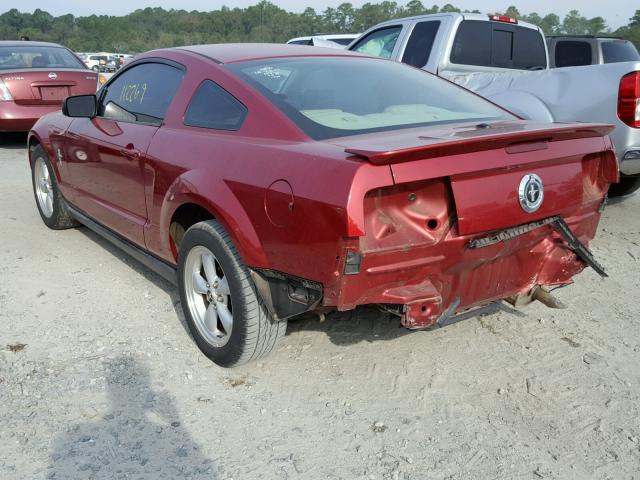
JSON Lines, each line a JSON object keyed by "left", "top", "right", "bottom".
{"left": 1, "top": 133, "right": 639, "bottom": 480}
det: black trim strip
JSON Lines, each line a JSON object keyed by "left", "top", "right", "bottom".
{"left": 68, "top": 206, "right": 177, "bottom": 285}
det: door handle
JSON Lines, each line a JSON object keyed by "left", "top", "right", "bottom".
{"left": 120, "top": 145, "right": 141, "bottom": 160}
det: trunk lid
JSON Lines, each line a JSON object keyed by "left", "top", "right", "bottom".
{"left": 337, "top": 120, "right": 616, "bottom": 236}
{"left": 2, "top": 69, "right": 98, "bottom": 105}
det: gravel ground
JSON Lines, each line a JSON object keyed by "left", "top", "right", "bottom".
{"left": 1, "top": 133, "right": 640, "bottom": 480}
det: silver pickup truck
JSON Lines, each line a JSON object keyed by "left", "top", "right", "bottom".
{"left": 348, "top": 13, "right": 640, "bottom": 196}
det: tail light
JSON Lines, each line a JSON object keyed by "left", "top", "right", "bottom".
{"left": 618, "top": 71, "right": 640, "bottom": 128}
{"left": 0, "top": 79, "right": 12, "bottom": 101}
{"left": 361, "top": 179, "right": 452, "bottom": 252}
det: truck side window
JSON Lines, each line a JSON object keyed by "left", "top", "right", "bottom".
{"left": 351, "top": 26, "right": 402, "bottom": 59}
{"left": 402, "top": 21, "right": 441, "bottom": 68}
{"left": 601, "top": 41, "right": 640, "bottom": 63}
{"left": 555, "top": 41, "right": 592, "bottom": 67}
{"left": 184, "top": 80, "right": 247, "bottom": 131}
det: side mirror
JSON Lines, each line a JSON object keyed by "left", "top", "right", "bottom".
{"left": 62, "top": 95, "right": 97, "bottom": 118}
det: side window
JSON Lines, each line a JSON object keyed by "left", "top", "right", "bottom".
{"left": 184, "top": 80, "right": 247, "bottom": 131}
{"left": 351, "top": 26, "right": 402, "bottom": 59}
{"left": 99, "top": 63, "right": 184, "bottom": 125}
{"left": 555, "top": 41, "right": 592, "bottom": 67}
{"left": 451, "top": 21, "right": 492, "bottom": 66}
{"left": 601, "top": 41, "right": 640, "bottom": 63}
{"left": 401, "top": 21, "right": 441, "bottom": 68}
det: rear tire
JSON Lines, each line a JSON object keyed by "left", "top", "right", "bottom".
{"left": 30, "top": 145, "right": 79, "bottom": 230}
{"left": 609, "top": 176, "right": 640, "bottom": 198}
{"left": 177, "top": 220, "right": 286, "bottom": 367}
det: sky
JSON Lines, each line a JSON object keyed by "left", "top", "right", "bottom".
{"left": 5, "top": 0, "right": 636, "bottom": 30}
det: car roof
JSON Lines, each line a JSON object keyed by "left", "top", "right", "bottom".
{"left": 546, "top": 35, "right": 624, "bottom": 40}
{"left": 174, "top": 43, "right": 362, "bottom": 64}
{"left": 0, "top": 40, "right": 68, "bottom": 48}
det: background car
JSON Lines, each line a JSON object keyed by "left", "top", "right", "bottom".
{"left": 287, "top": 34, "right": 360, "bottom": 47}
{"left": 111, "top": 53, "right": 134, "bottom": 69}
{"left": 0, "top": 41, "right": 99, "bottom": 132}
{"left": 83, "top": 53, "right": 114, "bottom": 72}
{"left": 28, "top": 44, "right": 616, "bottom": 367}
{"left": 547, "top": 35, "right": 640, "bottom": 67}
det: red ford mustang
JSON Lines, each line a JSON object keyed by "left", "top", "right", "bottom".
{"left": 0, "top": 41, "right": 98, "bottom": 132}
{"left": 28, "top": 44, "right": 618, "bottom": 367}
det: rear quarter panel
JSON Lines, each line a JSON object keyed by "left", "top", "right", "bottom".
{"left": 145, "top": 129, "right": 391, "bottom": 283}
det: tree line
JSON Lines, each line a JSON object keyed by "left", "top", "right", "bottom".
{"left": 0, "top": 2, "right": 639, "bottom": 53}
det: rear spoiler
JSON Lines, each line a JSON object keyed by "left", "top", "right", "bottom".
{"left": 344, "top": 124, "right": 614, "bottom": 165}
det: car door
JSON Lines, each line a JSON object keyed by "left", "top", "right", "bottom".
{"left": 63, "top": 61, "right": 184, "bottom": 246}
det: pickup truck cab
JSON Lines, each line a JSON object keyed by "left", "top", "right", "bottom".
{"left": 349, "top": 13, "right": 640, "bottom": 196}
{"left": 546, "top": 36, "right": 640, "bottom": 68}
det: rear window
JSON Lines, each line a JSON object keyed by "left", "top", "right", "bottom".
{"left": 228, "top": 57, "right": 513, "bottom": 140}
{"left": 402, "top": 21, "right": 441, "bottom": 68}
{"left": 0, "top": 46, "right": 85, "bottom": 70}
{"left": 451, "top": 20, "right": 546, "bottom": 70}
{"left": 602, "top": 41, "right": 640, "bottom": 63}
{"left": 554, "top": 41, "right": 592, "bottom": 67}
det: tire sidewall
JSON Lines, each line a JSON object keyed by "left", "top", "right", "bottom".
{"left": 177, "top": 223, "right": 253, "bottom": 367}
{"left": 31, "top": 146, "right": 63, "bottom": 228}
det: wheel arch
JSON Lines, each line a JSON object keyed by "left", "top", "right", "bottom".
{"left": 27, "top": 132, "right": 63, "bottom": 182}
{"left": 161, "top": 173, "right": 268, "bottom": 268}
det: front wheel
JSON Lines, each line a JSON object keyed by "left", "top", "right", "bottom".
{"left": 177, "top": 220, "right": 286, "bottom": 367}
{"left": 30, "top": 145, "right": 79, "bottom": 229}
{"left": 609, "top": 176, "right": 640, "bottom": 198}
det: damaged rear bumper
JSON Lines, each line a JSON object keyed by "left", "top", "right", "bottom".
{"left": 323, "top": 211, "right": 605, "bottom": 329}
{"left": 250, "top": 216, "right": 606, "bottom": 328}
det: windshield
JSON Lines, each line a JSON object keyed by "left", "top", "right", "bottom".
{"left": 602, "top": 41, "right": 640, "bottom": 63}
{"left": 227, "top": 56, "right": 514, "bottom": 140}
{"left": 0, "top": 46, "right": 85, "bottom": 70}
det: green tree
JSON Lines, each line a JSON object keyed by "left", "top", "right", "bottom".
{"left": 503, "top": 6, "right": 520, "bottom": 18}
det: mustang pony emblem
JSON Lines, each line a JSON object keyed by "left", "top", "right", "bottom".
{"left": 518, "top": 174, "right": 544, "bottom": 213}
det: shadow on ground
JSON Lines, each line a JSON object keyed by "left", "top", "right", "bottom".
{"left": 47, "top": 356, "right": 215, "bottom": 479}
{"left": 0, "top": 132, "right": 28, "bottom": 150}
{"left": 74, "top": 224, "right": 518, "bottom": 349}
{"left": 76, "top": 227, "right": 190, "bottom": 337}
{"left": 287, "top": 301, "right": 522, "bottom": 346}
